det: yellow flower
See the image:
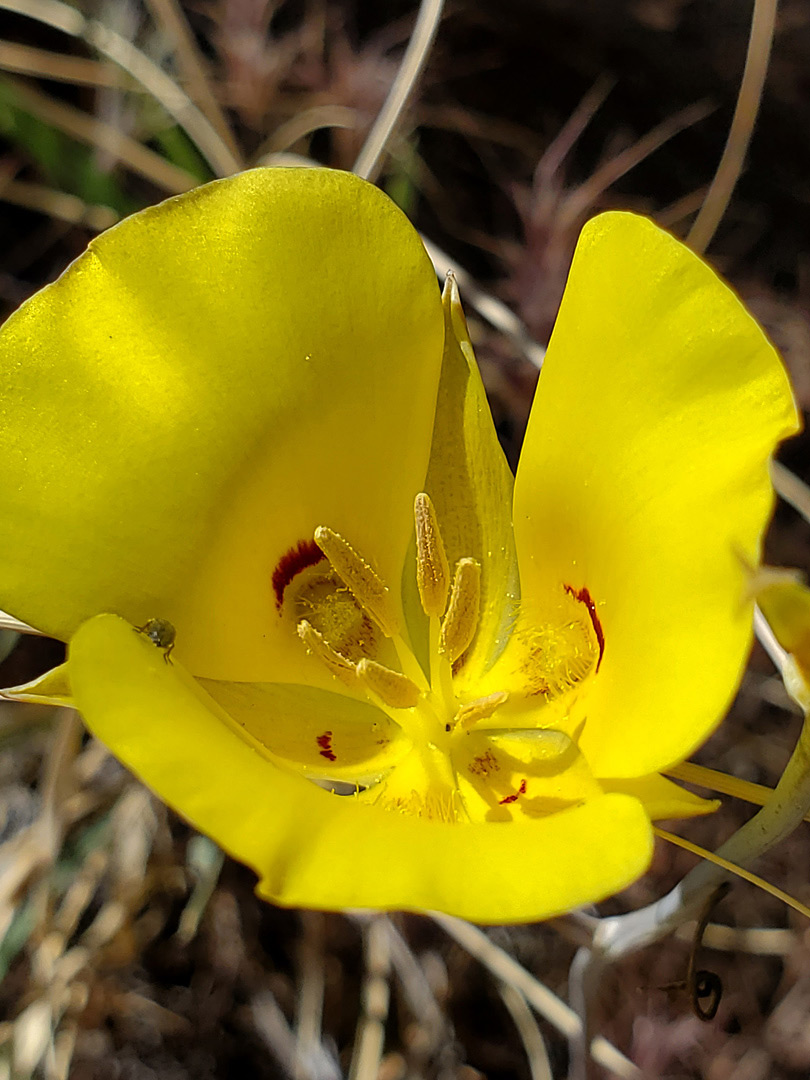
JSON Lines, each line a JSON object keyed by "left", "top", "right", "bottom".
{"left": 0, "top": 168, "right": 798, "bottom": 922}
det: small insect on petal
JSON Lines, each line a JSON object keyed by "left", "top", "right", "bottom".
{"left": 134, "top": 618, "right": 176, "bottom": 663}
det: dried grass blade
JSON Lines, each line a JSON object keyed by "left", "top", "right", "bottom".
{"left": 3, "top": 74, "right": 198, "bottom": 193}
{"left": 688, "top": 0, "right": 779, "bottom": 251}
{"left": 144, "top": 0, "right": 242, "bottom": 165}
{"left": 0, "top": 40, "right": 124, "bottom": 88}
{"left": 0, "top": 0, "right": 240, "bottom": 177}
{"left": 0, "top": 178, "right": 119, "bottom": 229}
{"left": 353, "top": 0, "right": 445, "bottom": 182}
{"left": 432, "top": 913, "right": 640, "bottom": 1078}
{"left": 655, "top": 826, "right": 810, "bottom": 920}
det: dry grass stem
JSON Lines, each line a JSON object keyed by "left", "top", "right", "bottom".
{"left": 144, "top": 0, "right": 243, "bottom": 164}
{"left": 0, "top": 0, "right": 239, "bottom": 177}
{"left": 431, "top": 913, "right": 640, "bottom": 1078}
{"left": 352, "top": 0, "right": 445, "bottom": 182}
{"left": 497, "top": 981, "right": 554, "bottom": 1080}
{"left": 654, "top": 827, "right": 810, "bottom": 921}
{"left": 675, "top": 922, "right": 796, "bottom": 956}
{"left": 349, "top": 915, "right": 392, "bottom": 1080}
{"left": 381, "top": 918, "right": 447, "bottom": 1053}
{"left": 294, "top": 912, "right": 329, "bottom": 1080}
{"left": 2, "top": 75, "right": 198, "bottom": 193}
{"left": 559, "top": 99, "right": 715, "bottom": 229}
{"left": 0, "top": 40, "right": 126, "bottom": 87}
{"left": 688, "top": 0, "right": 779, "bottom": 251}
{"left": 0, "top": 178, "right": 119, "bottom": 230}
{"left": 256, "top": 105, "right": 358, "bottom": 161}
{"left": 249, "top": 990, "right": 306, "bottom": 1078}
{"left": 533, "top": 75, "right": 615, "bottom": 199}
{"left": 656, "top": 186, "right": 709, "bottom": 228}
{"left": 0, "top": 710, "right": 79, "bottom": 920}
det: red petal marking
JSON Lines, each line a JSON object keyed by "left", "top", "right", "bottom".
{"left": 316, "top": 731, "right": 337, "bottom": 762}
{"left": 564, "top": 584, "right": 605, "bottom": 672}
{"left": 272, "top": 539, "right": 325, "bottom": 609}
{"left": 499, "top": 778, "right": 527, "bottom": 805}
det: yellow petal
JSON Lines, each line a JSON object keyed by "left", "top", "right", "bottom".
{"left": 0, "top": 168, "right": 443, "bottom": 684}
{"left": 513, "top": 211, "right": 799, "bottom": 777}
{"left": 601, "top": 773, "right": 719, "bottom": 820}
{"left": 0, "top": 662, "right": 73, "bottom": 707}
{"left": 452, "top": 728, "right": 603, "bottom": 823}
{"left": 199, "top": 677, "right": 411, "bottom": 783}
{"left": 756, "top": 576, "right": 810, "bottom": 672}
{"left": 70, "top": 613, "right": 653, "bottom": 922}
{"left": 409, "top": 274, "right": 518, "bottom": 684}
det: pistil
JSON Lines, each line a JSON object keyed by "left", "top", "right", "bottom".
{"left": 293, "top": 494, "right": 515, "bottom": 817}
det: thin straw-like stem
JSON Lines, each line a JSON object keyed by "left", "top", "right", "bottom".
{"left": 560, "top": 99, "right": 714, "bottom": 229}
{"left": 3, "top": 75, "right": 198, "bottom": 193}
{"left": 352, "top": 0, "right": 445, "bottom": 182}
{"left": 432, "top": 913, "right": 640, "bottom": 1078}
{"left": 687, "top": 0, "right": 778, "bottom": 251}
{"left": 348, "top": 916, "right": 391, "bottom": 1080}
{"left": 0, "top": 40, "right": 126, "bottom": 87}
{"left": 144, "top": 0, "right": 242, "bottom": 165}
{"left": 654, "top": 826, "right": 810, "bottom": 920}
{"left": 497, "top": 981, "right": 554, "bottom": 1080}
{"left": 0, "top": 0, "right": 240, "bottom": 177}
{"left": 595, "top": 708, "right": 810, "bottom": 961}
{"left": 0, "top": 178, "right": 119, "bottom": 230}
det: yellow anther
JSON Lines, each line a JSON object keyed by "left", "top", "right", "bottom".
{"left": 414, "top": 492, "right": 450, "bottom": 617}
{"left": 454, "top": 690, "right": 509, "bottom": 731}
{"left": 314, "top": 526, "right": 399, "bottom": 638}
{"left": 298, "top": 619, "right": 357, "bottom": 686}
{"left": 357, "top": 658, "right": 421, "bottom": 710}
{"left": 441, "top": 557, "right": 481, "bottom": 662}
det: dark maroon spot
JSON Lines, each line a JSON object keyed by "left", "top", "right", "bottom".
{"left": 316, "top": 730, "right": 337, "bottom": 762}
{"left": 272, "top": 539, "right": 325, "bottom": 609}
{"left": 564, "top": 584, "right": 605, "bottom": 672}
{"left": 499, "top": 778, "right": 527, "bottom": 805}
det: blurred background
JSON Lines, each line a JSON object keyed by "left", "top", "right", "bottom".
{"left": 0, "top": 0, "right": 810, "bottom": 1076}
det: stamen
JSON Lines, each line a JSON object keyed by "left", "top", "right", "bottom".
{"left": 314, "top": 526, "right": 399, "bottom": 638}
{"left": 298, "top": 619, "right": 357, "bottom": 686}
{"left": 441, "top": 558, "right": 481, "bottom": 662}
{"left": 414, "top": 492, "right": 450, "bottom": 617}
{"left": 357, "top": 658, "right": 421, "bottom": 709}
{"left": 454, "top": 690, "right": 509, "bottom": 731}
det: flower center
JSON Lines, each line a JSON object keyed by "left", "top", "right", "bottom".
{"left": 275, "top": 493, "right": 602, "bottom": 823}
